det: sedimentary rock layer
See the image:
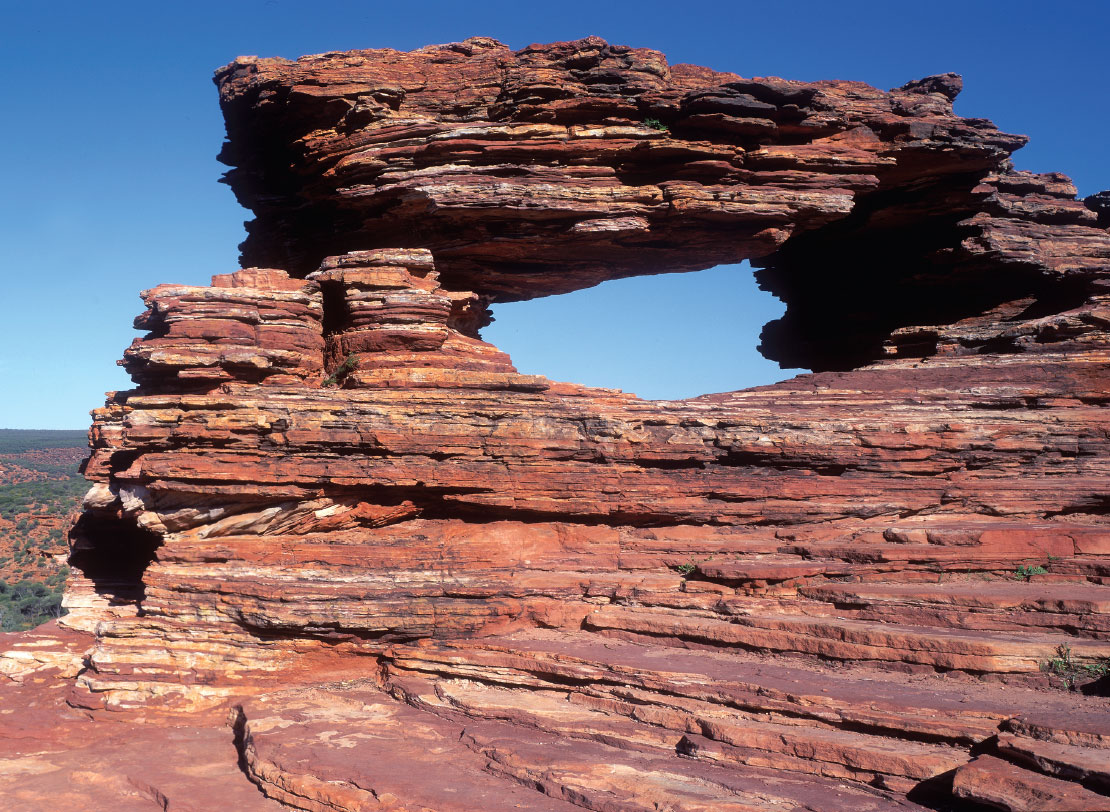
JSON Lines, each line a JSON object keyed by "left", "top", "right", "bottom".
{"left": 3, "top": 37, "right": 1110, "bottom": 812}
{"left": 215, "top": 36, "right": 1110, "bottom": 371}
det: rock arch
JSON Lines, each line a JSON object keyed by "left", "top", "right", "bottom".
{"left": 215, "top": 36, "right": 1109, "bottom": 374}
{"left": 4, "top": 37, "right": 1110, "bottom": 812}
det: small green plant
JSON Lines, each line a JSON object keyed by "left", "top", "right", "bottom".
{"left": 642, "top": 117, "right": 669, "bottom": 132}
{"left": 322, "top": 354, "right": 358, "bottom": 387}
{"left": 1014, "top": 564, "right": 1048, "bottom": 581}
{"left": 1041, "top": 644, "right": 1110, "bottom": 690}
{"left": 674, "top": 553, "right": 718, "bottom": 577}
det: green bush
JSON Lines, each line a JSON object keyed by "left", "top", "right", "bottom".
{"left": 0, "top": 577, "right": 65, "bottom": 631}
{"left": 1041, "top": 644, "right": 1110, "bottom": 690}
{"left": 322, "top": 354, "right": 359, "bottom": 387}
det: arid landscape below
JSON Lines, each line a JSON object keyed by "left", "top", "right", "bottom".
{"left": 2, "top": 33, "right": 1110, "bottom": 812}
{"left": 0, "top": 430, "right": 86, "bottom": 631}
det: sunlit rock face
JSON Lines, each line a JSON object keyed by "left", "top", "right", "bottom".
{"left": 3, "top": 37, "right": 1110, "bottom": 812}
{"left": 214, "top": 37, "right": 1108, "bottom": 371}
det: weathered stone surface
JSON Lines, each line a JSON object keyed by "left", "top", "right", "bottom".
{"left": 234, "top": 681, "right": 932, "bottom": 812}
{"left": 3, "top": 36, "right": 1110, "bottom": 811}
{"left": 214, "top": 37, "right": 1110, "bottom": 373}
{"left": 122, "top": 268, "right": 325, "bottom": 390}
{"left": 953, "top": 754, "right": 1110, "bottom": 811}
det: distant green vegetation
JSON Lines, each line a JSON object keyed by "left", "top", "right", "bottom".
{"left": 0, "top": 455, "right": 84, "bottom": 478}
{"left": 0, "top": 429, "right": 87, "bottom": 454}
{"left": 0, "top": 479, "right": 88, "bottom": 520}
{"left": 0, "top": 429, "right": 86, "bottom": 630}
{"left": 0, "top": 523, "right": 66, "bottom": 551}
{"left": 0, "top": 569, "right": 67, "bottom": 631}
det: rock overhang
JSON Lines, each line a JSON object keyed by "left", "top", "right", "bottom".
{"left": 213, "top": 36, "right": 1107, "bottom": 372}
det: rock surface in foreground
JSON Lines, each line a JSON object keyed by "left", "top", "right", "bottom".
{"left": 4, "top": 37, "right": 1110, "bottom": 812}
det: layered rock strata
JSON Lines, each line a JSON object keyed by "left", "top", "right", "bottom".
{"left": 214, "top": 37, "right": 1110, "bottom": 372}
{"left": 3, "top": 37, "right": 1110, "bottom": 812}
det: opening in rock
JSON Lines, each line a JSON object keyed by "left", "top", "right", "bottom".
{"left": 482, "top": 262, "right": 807, "bottom": 399}
{"left": 69, "top": 512, "right": 161, "bottom": 610}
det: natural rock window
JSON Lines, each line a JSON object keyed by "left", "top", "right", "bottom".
{"left": 484, "top": 261, "right": 808, "bottom": 398}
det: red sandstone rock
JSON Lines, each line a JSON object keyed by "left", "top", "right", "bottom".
{"left": 3, "top": 36, "right": 1110, "bottom": 812}
{"left": 953, "top": 754, "right": 1110, "bottom": 811}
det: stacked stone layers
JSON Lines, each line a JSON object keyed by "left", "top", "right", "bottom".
{"left": 214, "top": 37, "right": 1020, "bottom": 302}
{"left": 3, "top": 36, "right": 1110, "bottom": 812}
{"left": 122, "top": 269, "right": 324, "bottom": 390}
{"left": 62, "top": 248, "right": 1110, "bottom": 810}
{"left": 306, "top": 248, "right": 536, "bottom": 388}
{"left": 215, "top": 36, "right": 1110, "bottom": 372}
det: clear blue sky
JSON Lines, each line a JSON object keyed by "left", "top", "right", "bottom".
{"left": 2, "top": 1, "right": 1107, "bottom": 428}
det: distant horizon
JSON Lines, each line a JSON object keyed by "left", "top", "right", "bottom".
{"left": 3, "top": 0, "right": 1108, "bottom": 428}
{"left": 0, "top": 428, "right": 87, "bottom": 433}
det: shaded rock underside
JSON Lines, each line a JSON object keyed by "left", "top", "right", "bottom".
{"left": 3, "top": 36, "right": 1110, "bottom": 812}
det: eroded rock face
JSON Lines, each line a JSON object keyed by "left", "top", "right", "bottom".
{"left": 4, "top": 36, "right": 1110, "bottom": 812}
{"left": 214, "top": 36, "right": 1109, "bottom": 372}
